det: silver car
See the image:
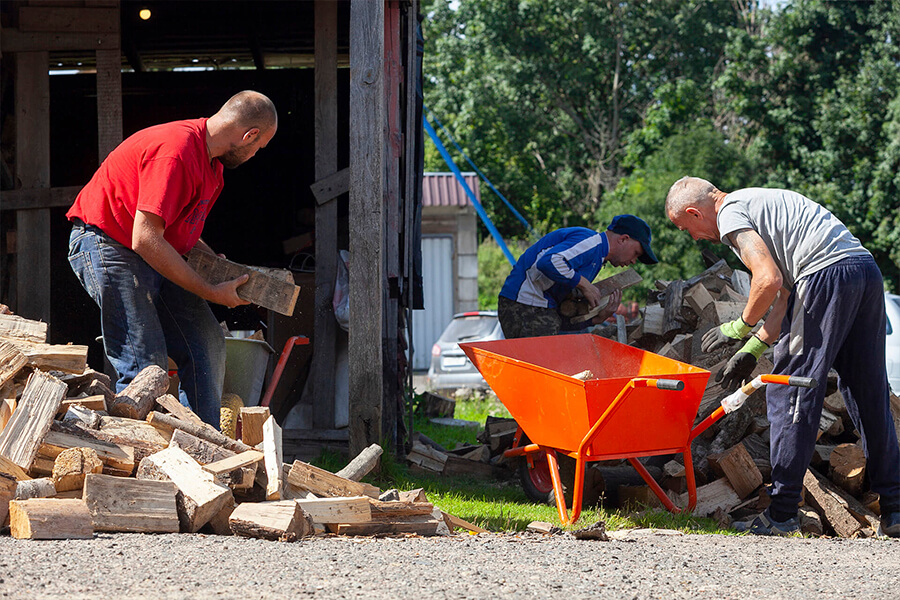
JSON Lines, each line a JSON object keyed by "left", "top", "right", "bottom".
{"left": 426, "top": 311, "right": 504, "bottom": 393}
{"left": 886, "top": 293, "right": 900, "bottom": 395}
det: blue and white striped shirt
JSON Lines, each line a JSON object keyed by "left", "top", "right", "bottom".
{"left": 499, "top": 227, "right": 609, "bottom": 309}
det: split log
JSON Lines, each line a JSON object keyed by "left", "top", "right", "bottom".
{"left": 9, "top": 498, "right": 94, "bottom": 539}
{"left": 0, "top": 339, "right": 27, "bottom": 388}
{"left": 229, "top": 500, "right": 313, "bottom": 541}
{"left": 420, "top": 392, "right": 455, "bottom": 418}
{"left": 147, "top": 411, "right": 250, "bottom": 453}
{"left": 57, "top": 395, "right": 107, "bottom": 418}
{"left": 83, "top": 473, "right": 179, "bottom": 533}
{"left": 155, "top": 393, "right": 207, "bottom": 429}
{"left": 0, "top": 313, "right": 47, "bottom": 343}
{"left": 684, "top": 282, "right": 715, "bottom": 317}
{"left": 4, "top": 341, "right": 89, "bottom": 373}
{"left": 38, "top": 427, "right": 135, "bottom": 476}
{"left": 799, "top": 505, "right": 824, "bottom": 536}
{"left": 135, "top": 446, "right": 233, "bottom": 533}
{"left": 60, "top": 369, "right": 112, "bottom": 396}
{"left": 802, "top": 468, "right": 879, "bottom": 537}
{"left": 329, "top": 514, "right": 442, "bottom": 536}
{"left": 295, "top": 496, "right": 372, "bottom": 525}
{"left": 442, "top": 511, "right": 488, "bottom": 534}
{"left": 442, "top": 455, "right": 496, "bottom": 479}
{"left": 368, "top": 500, "right": 435, "bottom": 520}
{"left": 819, "top": 408, "right": 844, "bottom": 438}
{"left": 0, "top": 369, "right": 67, "bottom": 471}
{"left": 79, "top": 379, "right": 116, "bottom": 406}
{"left": 399, "top": 488, "right": 428, "bottom": 503}
{"left": 207, "top": 497, "right": 237, "bottom": 536}
{"left": 661, "top": 279, "right": 687, "bottom": 335}
{"left": 99, "top": 415, "right": 171, "bottom": 447}
{"left": 202, "top": 450, "right": 264, "bottom": 478}
{"left": 828, "top": 443, "right": 866, "bottom": 497}
{"left": 51, "top": 447, "right": 103, "bottom": 492}
{"left": 0, "top": 397, "right": 15, "bottom": 434}
{"left": 336, "top": 443, "right": 383, "bottom": 481}
{"left": 679, "top": 478, "right": 741, "bottom": 517}
{"left": 186, "top": 248, "right": 300, "bottom": 316}
{"left": 263, "top": 415, "right": 283, "bottom": 500}
{"left": 286, "top": 460, "right": 380, "bottom": 499}
{"left": 239, "top": 406, "right": 270, "bottom": 447}
{"left": 14, "top": 477, "right": 57, "bottom": 500}
{"left": 1, "top": 472, "right": 16, "bottom": 525}
{"left": 642, "top": 305, "right": 665, "bottom": 336}
{"left": 707, "top": 443, "right": 762, "bottom": 500}
{"left": 108, "top": 365, "right": 168, "bottom": 420}
{"left": 406, "top": 440, "right": 447, "bottom": 473}
{"left": 169, "top": 428, "right": 234, "bottom": 464}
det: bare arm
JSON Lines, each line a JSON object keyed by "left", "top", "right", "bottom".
{"left": 132, "top": 210, "right": 249, "bottom": 308}
{"left": 575, "top": 276, "right": 603, "bottom": 308}
{"left": 727, "top": 228, "right": 783, "bottom": 329}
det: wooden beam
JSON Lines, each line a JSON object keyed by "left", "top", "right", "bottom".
{"left": 185, "top": 248, "right": 300, "bottom": 316}
{"left": 18, "top": 7, "right": 118, "bottom": 33}
{"left": 0, "top": 185, "right": 80, "bottom": 211}
{"left": 0, "top": 29, "right": 118, "bottom": 52}
{"left": 0, "top": 370, "right": 66, "bottom": 472}
{"left": 313, "top": 0, "right": 339, "bottom": 430}
{"left": 96, "top": 46, "right": 123, "bottom": 162}
{"left": 348, "top": 0, "right": 385, "bottom": 457}
{"left": 15, "top": 51, "right": 51, "bottom": 324}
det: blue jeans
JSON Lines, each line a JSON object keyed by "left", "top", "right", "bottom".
{"left": 767, "top": 256, "right": 900, "bottom": 517}
{"left": 67, "top": 221, "right": 225, "bottom": 428}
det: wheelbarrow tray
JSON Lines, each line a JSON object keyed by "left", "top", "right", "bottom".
{"left": 460, "top": 334, "right": 711, "bottom": 460}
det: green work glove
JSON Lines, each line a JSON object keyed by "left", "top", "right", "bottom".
{"left": 716, "top": 335, "right": 770, "bottom": 391}
{"left": 700, "top": 317, "right": 754, "bottom": 353}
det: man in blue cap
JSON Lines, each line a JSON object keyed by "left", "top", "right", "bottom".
{"left": 498, "top": 214, "right": 658, "bottom": 338}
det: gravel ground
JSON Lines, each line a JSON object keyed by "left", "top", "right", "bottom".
{"left": 2, "top": 529, "right": 899, "bottom": 600}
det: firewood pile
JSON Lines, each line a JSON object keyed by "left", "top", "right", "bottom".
{"left": 0, "top": 307, "right": 484, "bottom": 541}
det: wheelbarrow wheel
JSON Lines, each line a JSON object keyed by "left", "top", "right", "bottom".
{"left": 518, "top": 457, "right": 555, "bottom": 504}
{"left": 518, "top": 452, "right": 578, "bottom": 506}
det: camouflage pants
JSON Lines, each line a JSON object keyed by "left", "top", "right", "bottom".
{"left": 498, "top": 296, "right": 562, "bottom": 338}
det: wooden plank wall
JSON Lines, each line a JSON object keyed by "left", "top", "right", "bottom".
{"left": 2, "top": 1, "right": 122, "bottom": 328}
{"left": 313, "top": 0, "right": 338, "bottom": 430}
{"left": 348, "top": 0, "right": 385, "bottom": 456}
{"left": 381, "top": 0, "right": 403, "bottom": 452}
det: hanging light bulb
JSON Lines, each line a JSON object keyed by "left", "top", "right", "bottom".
{"left": 139, "top": 7, "right": 151, "bottom": 21}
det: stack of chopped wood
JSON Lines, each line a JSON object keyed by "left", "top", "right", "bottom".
{"left": 583, "top": 256, "right": 900, "bottom": 537}
{"left": 0, "top": 309, "right": 485, "bottom": 541}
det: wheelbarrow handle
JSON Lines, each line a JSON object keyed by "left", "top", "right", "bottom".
{"left": 652, "top": 378, "right": 685, "bottom": 391}
{"left": 760, "top": 374, "right": 817, "bottom": 388}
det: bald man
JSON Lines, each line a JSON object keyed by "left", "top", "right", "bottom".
{"left": 665, "top": 177, "right": 900, "bottom": 537}
{"left": 67, "top": 91, "right": 278, "bottom": 428}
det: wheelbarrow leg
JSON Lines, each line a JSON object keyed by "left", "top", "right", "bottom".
{"left": 544, "top": 450, "right": 572, "bottom": 525}
{"left": 627, "top": 457, "right": 681, "bottom": 513}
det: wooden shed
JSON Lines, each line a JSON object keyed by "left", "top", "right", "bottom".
{"left": 0, "top": 0, "right": 425, "bottom": 459}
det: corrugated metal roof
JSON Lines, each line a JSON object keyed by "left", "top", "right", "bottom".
{"left": 422, "top": 172, "right": 480, "bottom": 207}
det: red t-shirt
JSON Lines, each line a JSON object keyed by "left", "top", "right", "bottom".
{"left": 67, "top": 118, "right": 224, "bottom": 255}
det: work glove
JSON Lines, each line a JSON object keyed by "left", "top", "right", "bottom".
{"left": 716, "top": 335, "right": 770, "bottom": 391}
{"left": 700, "top": 317, "right": 754, "bottom": 354}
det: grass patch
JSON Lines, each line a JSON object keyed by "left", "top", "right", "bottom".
{"left": 308, "top": 394, "right": 729, "bottom": 535}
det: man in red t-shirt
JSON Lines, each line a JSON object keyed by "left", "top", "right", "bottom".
{"left": 67, "top": 90, "right": 277, "bottom": 428}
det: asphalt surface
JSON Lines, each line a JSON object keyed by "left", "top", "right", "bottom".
{"left": 2, "top": 529, "right": 899, "bottom": 599}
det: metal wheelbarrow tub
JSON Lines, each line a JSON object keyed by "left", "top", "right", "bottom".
{"left": 460, "top": 334, "right": 711, "bottom": 524}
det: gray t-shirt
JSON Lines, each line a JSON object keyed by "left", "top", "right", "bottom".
{"left": 717, "top": 188, "right": 869, "bottom": 289}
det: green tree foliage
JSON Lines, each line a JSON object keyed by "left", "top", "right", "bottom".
{"left": 431, "top": 0, "right": 900, "bottom": 296}
{"left": 422, "top": 0, "right": 740, "bottom": 232}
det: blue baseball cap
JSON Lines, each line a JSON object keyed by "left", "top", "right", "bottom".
{"left": 607, "top": 214, "right": 658, "bottom": 264}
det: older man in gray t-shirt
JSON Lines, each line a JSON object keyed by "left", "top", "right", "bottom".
{"left": 666, "top": 176, "right": 900, "bottom": 538}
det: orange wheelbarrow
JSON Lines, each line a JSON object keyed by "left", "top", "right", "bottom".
{"left": 460, "top": 334, "right": 814, "bottom": 525}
